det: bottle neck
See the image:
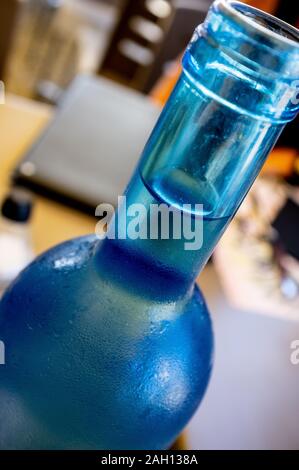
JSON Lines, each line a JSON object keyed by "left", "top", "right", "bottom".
{"left": 96, "top": 1, "right": 299, "bottom": 298}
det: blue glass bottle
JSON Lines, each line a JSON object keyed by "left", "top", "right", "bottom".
{"left": 0, "top": 0, "right": 298, "bottom": 449}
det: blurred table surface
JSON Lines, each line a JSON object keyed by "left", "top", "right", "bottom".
{"left": 1, "top": 94, "right": 299, "bottom": 450}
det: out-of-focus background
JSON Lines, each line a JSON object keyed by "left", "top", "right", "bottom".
{"left": 0, "top": 0, "right": 299, "bottom": 450}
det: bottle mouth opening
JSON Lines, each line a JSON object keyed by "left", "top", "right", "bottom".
{"left": 218, "top": 0, "right": 299, "bottom": 48}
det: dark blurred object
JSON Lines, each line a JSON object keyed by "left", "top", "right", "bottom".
{"left": 145, "top": 0, "right": 213, "bottom": 92}
{"left": 1, "top": 188, "right": 33, "bottom": 224}
{"left": 99, "top": 0, "right": 174, "bottom": 91}
{"left": 14, "top": 75, "right": 160, "bottom": 212}
{"left": 277, "top": 117, "right": 299, "bottom": 151}
{"left": 99, "top": 0, "right": 212, "bottom": 92}
{"left": 275, "top": 0, "right": 299, "bottom": 27}
{"left": 272, "top": 198, "right": 299, "bottom": 261}
{"left": 273, "top": 0, "right": 299, "bottom": 151}
{"left": 285, "top": 155, "right": 299, "bottom": 186}
{"left": 0, "top": 0, "right": 21, "bottom": 80}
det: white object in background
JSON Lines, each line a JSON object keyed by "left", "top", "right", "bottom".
{"left": 213, "top": 178, "right": 299, "bottom": 321}
{"left": 0, "top": 189, "right": 34, "bottom": 297}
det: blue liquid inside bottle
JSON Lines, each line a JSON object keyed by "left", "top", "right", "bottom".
{"left": 0, "top": 1, "right": 298, "bottom": 449}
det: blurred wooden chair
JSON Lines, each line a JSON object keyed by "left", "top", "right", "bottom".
{"left": 99, "top": 0, "right": 213, "bottom": 93}
{"left": 99, "top": 0, "right": 174, "bottom": 91}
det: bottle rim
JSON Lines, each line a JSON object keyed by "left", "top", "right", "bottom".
{"left": 216, "top": 0, "right": 299, "bottom": 50}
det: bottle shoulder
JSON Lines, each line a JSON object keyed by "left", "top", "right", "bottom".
{"left": 0, "top": 234, "right": 211, "bottom": 329}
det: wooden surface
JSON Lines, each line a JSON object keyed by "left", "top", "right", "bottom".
{"left": 0, "top": 94, "right": 95, "bottom": 254}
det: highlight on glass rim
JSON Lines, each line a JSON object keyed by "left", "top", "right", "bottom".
{"left": 0, "top": 0, "right": 298, "bottom": 457}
